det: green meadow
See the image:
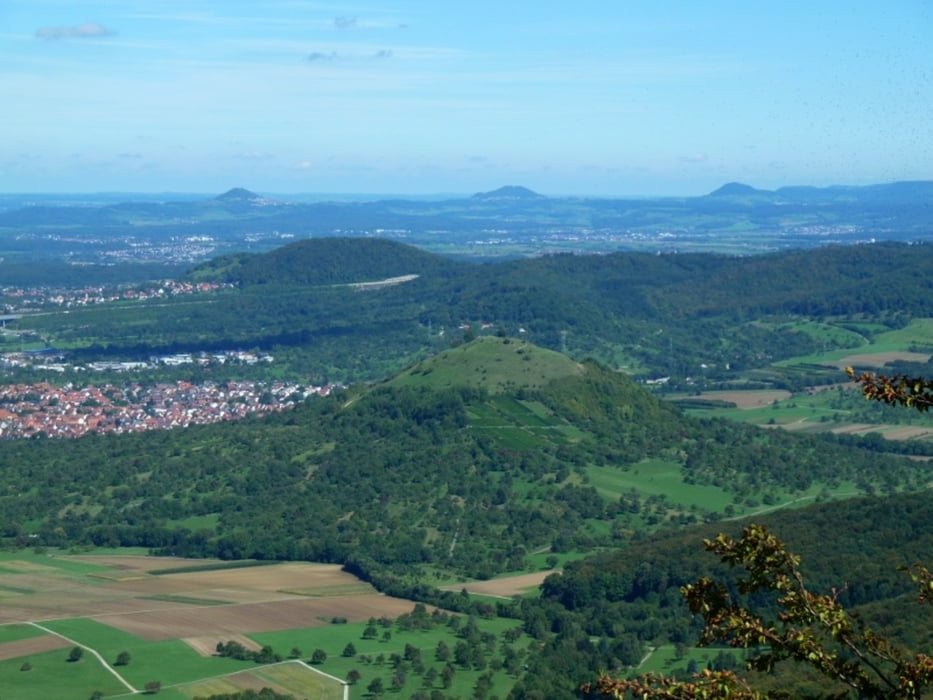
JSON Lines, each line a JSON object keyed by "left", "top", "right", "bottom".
{"left": 39, "top": 618, "right": 256, "bottom": 688}
{"left": 0, "top": 648, "right": 129, "bottom": 700}
{"left": 586, "top": 459, "right": 734, "bottom": 512}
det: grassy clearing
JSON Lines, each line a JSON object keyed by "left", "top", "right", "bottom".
{"left": 389, "top": 336, "right": 583, "bottom": 394}
{"left": 635, "top": 643, "right": 749, "bottom": 677}
{"left": 39, "top": 618, "right": 255, "bottom": 687}
{"left": 0, "top": 648, "right": 128, "bottom": 700}
{"left": 776, "top": 320, "right": 869, "bottom": 348}
{"left": 586, "top": 460, "right": 735, "bottom": 512}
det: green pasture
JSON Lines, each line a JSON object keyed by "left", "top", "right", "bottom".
{"left": 586, "top": 459, "right": 734, "bottom": 512}
{"left": 770, "top": 319, "right": 869, "bottom": 349}
{"left": 635, "top": 643, "right": 751, "bottom": 678}
{"left": 39, "top": 618, "right": 255, "bottom": 687}
{"left": 0, "top": 551, "right": 113, "bottom": 585}
{"left": 0, "top": 623, "right": 46, "bottom": 643}
{"left": 388, "top": 336, "right": 582, "bottom": 395}
{"left": 0, "top": 648, "right": 128, "bottom": 700}
{"left": 775, "top": 318, "right": 933, "bottom": 367}
{"left": 872, "top": 318, "right": 933, "bottom": 349}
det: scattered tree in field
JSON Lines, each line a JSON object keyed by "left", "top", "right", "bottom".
{"left": 114, "top": 650, "right": 131, "bottom": 666}
{"left": 89, "top": 692, "right": 103, "bottom": 700}
{"left": 362, "top": 624, "right": 378, "bottom": 639}
{"left": 347, "top": 668, "right": 361, "bottom": 684}
{"left": 20, "top": 661, "right": 32, "bottom": 671}
{"left": 290, "top": 646, "right": 302, "bottom": 658}
{"left": 310, "top": 648, "right": 327, "bottom": 664}
{"left": 144, "top": 680, "right": 162, "bottom": 694}
{"left": 67, "top": 646, "right": 84, "bottom": 663}
{"left": 391, "top": 670, "right": 407, "bottom": 691}
{"left": 441, "top": 664, "right": 455, "bottom": 689}
{"left": 342, "top": 642, "right": 357, "bottom": 657}
{"left": 585, "top": 524, "right": 933, "bottom": 699}
{"left": 366, "top": 676, "right": 385, "bottom": 697}
{"left": 381, "top": 630, "right": 392, "bottom": 643}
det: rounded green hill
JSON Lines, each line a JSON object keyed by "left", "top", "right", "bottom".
{"left": 386, "top": 336, "right": 584, "bottom": 394}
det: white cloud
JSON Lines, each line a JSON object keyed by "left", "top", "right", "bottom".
{"left": 35, "top": 23, "right": 113, "bottom": 40}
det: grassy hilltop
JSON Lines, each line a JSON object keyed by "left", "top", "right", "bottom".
{"left": 387, "top": 336, "right": 584, "bottom": 394}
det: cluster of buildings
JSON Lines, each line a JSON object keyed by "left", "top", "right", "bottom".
{"left": 1, "top": 279, "right": 233, "bottom": 314}
{"left": 0, "top": 349, "right": 273, "bottom": 374}
{"left": 0, "top": 379, "right": 338, "bottom": 439}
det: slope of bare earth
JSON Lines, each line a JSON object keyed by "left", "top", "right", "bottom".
{"left": 832, "top": 351, "right": 931, "bottom": 368}
{"left": 443, "top": 571, "right": 555, "bottom": 598}
{"left": 679, "top": 390, "right": 791, "bottom": 408}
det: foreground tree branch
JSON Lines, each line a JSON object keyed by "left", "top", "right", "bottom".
{"left": 585, "top": 525, "right": 933, "bottom": 699}
{"left": 846, "top": 366, "right": 933, "bottom": 412}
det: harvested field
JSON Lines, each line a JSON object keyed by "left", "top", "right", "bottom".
{"left": 445, "top": 571, "right": 554, "bottom": 598}
{"left": 681, "top": 390, "right": 791, "bottom": 409}
{"left": 831, "top": 423, "right": 887, "bottom": 435}
{"left": 258, "top": 662, "right": 344, "bottom": 700}
{"left": 228, "top": 669, "right": 290, "bottom": 693}
{"left": 162, "top": 562, "right": 354, "bottom": 591}
{"left": 182, "top": 671, "right": 283, "bottom": 698}
{"left": 834, "top": 351, "right": 930, "bottom": 369}
{"left": 0, "top": 634, "right": 69, "bottom": 661}
{"left": 96, "top": 594, "right": 417, "bottom": 640}
{"left": 881, "top": 426, "right": 933, "bottom": 440}
{"left": 184, "top": 633, "right": 261, "bottom": 657}
{"left": 69, "top": 555, "right": 228, "bottom": 573}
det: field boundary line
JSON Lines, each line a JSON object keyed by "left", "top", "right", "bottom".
{"left": 27, "top": 621, "right": 138, "bottom": 694}
{"left": 296, "top": 658, "right": 349, "bottom": 700}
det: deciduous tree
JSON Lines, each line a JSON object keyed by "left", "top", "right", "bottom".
{"left": 585, "top": 524, "right": 933, "bottom": 699}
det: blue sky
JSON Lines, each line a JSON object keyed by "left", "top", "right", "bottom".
{"left": 3, "top": 1, "right": 932, "bottom": 195}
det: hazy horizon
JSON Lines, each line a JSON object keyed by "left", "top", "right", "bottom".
{"left": 4, "top": 1, "right": 931, "bottom": 195}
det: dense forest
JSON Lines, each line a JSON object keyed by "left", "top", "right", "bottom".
{"left": 1, "top": 339, "right": 929, "bottom": 594}
{"left": 14, "top": 239, "right": 933, "bottom": 385}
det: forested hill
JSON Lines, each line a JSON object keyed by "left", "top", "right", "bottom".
{"left": 189, "top": 237, "right": 461, "bottom": 286}
{"left": 25, "top": 238, "right": 933, "bottom": 383}
{"left": 1, "top": 338, "right": 929, "bottom": 581}
{"left": 519, "top": 490, "right": 933, "bottom": 698}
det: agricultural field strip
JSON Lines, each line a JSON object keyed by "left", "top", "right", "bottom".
{"left": 27, "top": 621, "right": 136, "bottom": 693}
{"left": 174, "top": 659, "right": 348, "bottom": 700}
